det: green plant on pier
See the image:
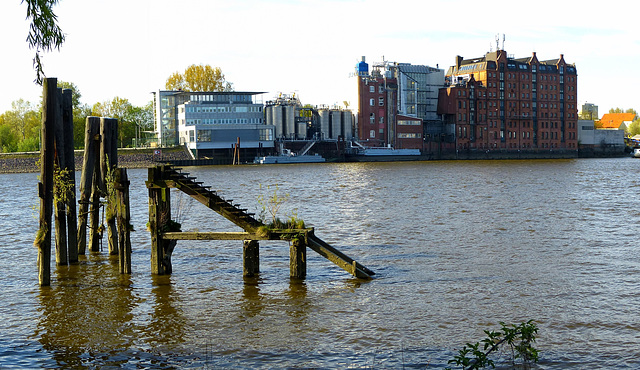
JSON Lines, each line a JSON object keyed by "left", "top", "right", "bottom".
{"left": 256, "top": 184, "right": 305, "bottom": 230}
{"left": 52, "top": 164, "right": 73, "bottom": 205}
{"left": 446, "top": 320, "right": 539, "bottom": 370}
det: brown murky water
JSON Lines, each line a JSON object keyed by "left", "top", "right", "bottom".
{"left": 1, "top": 158, "right": 640, "bottom": 368}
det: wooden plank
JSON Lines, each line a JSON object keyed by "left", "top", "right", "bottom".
{"left": 306, "top": 233, "right": 373, "bottom": 279}
{"left": 162, "top": 231, "right": 256, "bottom": 240}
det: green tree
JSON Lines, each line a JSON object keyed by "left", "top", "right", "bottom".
{"left": 23, "top": 0, "right": 65, "bottom": 85}
{"left": 57, "top": 80, "right": 82, "bottom": 109}
{"left": 165, "top": 64, "right": 233, "bottom": 92}
{"left": 93, "top": 97, "right": 133, "bottom": 147}
{"left": 92, "top": 98, "right": 154, "bottom": 148}
{"left": 0, "top": 116, "right": 19, "bottom": 152}
{"left": 5, "top": 99, "right": 38, "bottom": 141}
{"left": 126, "top": 102, "right": 154, "bottom": 147}
{"left": 628, "top": 119, "right": 640, "bottom": 137}
{"left": 609, "top": 107, "right": 638, "bottom": 115}
{"left": 54, "top": 81, "right": 93, "bottom": 149}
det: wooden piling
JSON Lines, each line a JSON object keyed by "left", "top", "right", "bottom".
{"left": 77, "top": 116, "right": 100, "bottom": 255}
{"left": 62, "top": 89, "right": 78, "bottom": 263}
{"left": 37, "top": 78, "right": 57, "bottom": 286}
{"left": 53, "top": 87, "right": 67, "bottom": 265}
{"left": 243, "top": 240, "right": 260, "bottom": 277}
{"left": 289, "top": 237, "right": 307, "bottom": 280}
{"left": 89, "top": 170, "right": 101, "bottom": 252}
{"left": 116, "top": 168, "right": 132, "bottom": 274}
{"left": 100, "top": 118, "right": 119, "bottom": 255}
{"left": 149, "top": 167, "right": 175, "bottom": 275}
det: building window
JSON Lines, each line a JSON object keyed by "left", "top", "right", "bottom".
{"left": 370, "top": 113, "right": 375, "bottom": 124}
{"left": 197, "top": 130, "right": 211, "bottom": 142}
{"left": 379, "top": 97, "right": 384, "bottom": 106}
{"left": 398, "top": 120, "right": 421, "bottom": 125}
{"left": 398, "top": 133, "right": 421, "bottom": 138}
{"left": 370, "top": 98, "right": 375, "bottom": 106}
{"left": 379, "top": 85, "right": 384, "bottom": 93}
{"left": 369, "top": 85, "right": 375, "bottom": 93}
{"left": 379, "top": 116, "right": 384, "bottom": 124}
{"left": 370, "top": 130, "right": 376, "bottom": 138}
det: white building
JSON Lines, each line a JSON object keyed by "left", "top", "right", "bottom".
{"left": 153, "top": 90, "right": 274, "bottom": 158}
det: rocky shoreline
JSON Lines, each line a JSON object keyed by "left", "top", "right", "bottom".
{"left": 0, "top": 149, "right": 192, "bottom": 174}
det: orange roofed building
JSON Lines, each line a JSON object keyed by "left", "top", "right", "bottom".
{"left": 599, "top": 113, "right": 636, "bottom": 130}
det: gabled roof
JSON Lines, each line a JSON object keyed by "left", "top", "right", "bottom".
{"left": 600, "top": 113, "right": 636, "bottom": 129}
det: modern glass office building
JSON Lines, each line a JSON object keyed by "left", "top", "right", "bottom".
{"left": 153, "top": 90, "right": 275, "bottom": 158}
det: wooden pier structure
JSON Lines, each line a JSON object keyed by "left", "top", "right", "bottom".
{"left": 35, "top": 77, "right": 371, "bottom": 286}
{"left": 36, "top": 78, "right": 132, "bottom": 286}
{"left": 146, "top": 165, "right": 375, "bottom": 279}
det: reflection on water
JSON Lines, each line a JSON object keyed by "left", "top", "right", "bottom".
{"left": 3, "top": 159, "right": 640, "bottom": 368}
{"left": 35, "top": 254, "right": 138, "bottom": 368}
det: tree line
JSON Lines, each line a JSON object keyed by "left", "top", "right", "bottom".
{"left": 0, "top": 64, "right": 233, "bottom": 153}
{"left": 0, "top": 80, "right": 154, "bottom": 152}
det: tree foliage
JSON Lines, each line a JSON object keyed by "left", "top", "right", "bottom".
{"left": 609, "top": 107, "right": 638, "bottom": 115}
{"left": 23, "top": 0, "right": 66, "bottom": 85}
{"left": 92, "top": 97, "right": 154, "bottom": 148}
{"left": 165, "top": 64, "right": 233, "bottom": 92}
{"left": 0, "top": 99, "right": 40, "bottom": 152}
{"left": 446, "top": 320, "right": 539, "bottom": 370}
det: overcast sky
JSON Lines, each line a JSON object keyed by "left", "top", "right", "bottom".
{"left": 1, "top": 0, "right": 636, "bottom": 117}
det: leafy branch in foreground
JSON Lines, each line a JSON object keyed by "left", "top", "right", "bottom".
{"left": 23, "top": 0, "right": 66, "bottom": 85}
{"left": 446, "top": 320, "right": 539, "bottom": 370}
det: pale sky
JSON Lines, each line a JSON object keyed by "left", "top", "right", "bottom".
{"left": 1, "top": 0, "right": 636, "bottom": 117}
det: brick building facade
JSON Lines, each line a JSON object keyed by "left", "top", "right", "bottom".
{"left": 439, "top": 50, "right": 578, "bottom": 153}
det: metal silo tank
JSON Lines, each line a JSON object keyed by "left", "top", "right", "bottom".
{"left": 331, "top": 110, "right": 341, "bottom": 140}
{"left": 343, "top": 111, "right": 354, "bottom": 139}
{"left": 285, "top": 105, "right": 296, "bottom": 139}
{"left": 319, "top": 110, "right": 330, "bottom": 140}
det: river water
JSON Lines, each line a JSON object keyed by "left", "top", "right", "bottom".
{"left": 1, "top": 158, "right": 639, "bottom": 368}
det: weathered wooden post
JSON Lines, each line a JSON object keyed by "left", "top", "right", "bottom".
{"left": 62, "top": 89, "right": 78, "bottom": 263}
{"left": 115, "top": 168, "right": 132, "bottom": 274}
{"left": 289, "top": 236, "right": 307, "bottom": 280}
{"left": 36, "top": 77, "right": 57, "bottom": 286}
{"left": 99, "top": 117, "right": 119, "bottom": 255}
{"left": 149, "top": 166, "right": 175, "bottom": 274}
{"left": 243, "top": 240, "right": 260, "bottom": 277}
{"left": 52, "top": 87, "right": 67, "bottom": 265}
{"left": 89, "top": 170, "right": 101, "bottom": 252}
{"left": 77, "top": 116, "right": 100, "bottom": 255}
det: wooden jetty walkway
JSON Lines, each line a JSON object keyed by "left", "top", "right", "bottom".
{"left": 146, "top": 165, "right": 375, "bottom": 279}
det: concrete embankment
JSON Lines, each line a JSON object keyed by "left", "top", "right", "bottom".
{"left": 0, "top": 148, "right": 192, "bottom": 174}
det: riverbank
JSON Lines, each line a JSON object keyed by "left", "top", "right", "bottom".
{"left": 0, "top": 147, "right": 192, "bottom": 174}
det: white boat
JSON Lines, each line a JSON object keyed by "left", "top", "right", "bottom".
{"left": 254, "top": 149, "right": 325, "bottom": 164}
{"left": 632, "top": 148, "right": 640, "bottom": 158}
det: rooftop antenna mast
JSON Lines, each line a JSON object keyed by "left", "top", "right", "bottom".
{"left": 495, "top": 34, "right": 500, "bottom": 51}
{"left": 502, "top": 34, "right": 506, "bottom": 50}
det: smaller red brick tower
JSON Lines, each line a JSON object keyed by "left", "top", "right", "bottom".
{"left": 356, "top": 57, "right": 398, "bottom": 147}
